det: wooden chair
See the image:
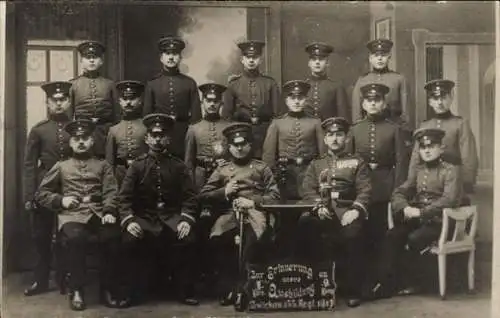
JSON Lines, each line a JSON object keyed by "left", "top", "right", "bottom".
{"left": 387, "top": 205, "right": 478, "bottom": 299}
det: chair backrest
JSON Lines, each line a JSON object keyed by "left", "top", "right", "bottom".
{"left": 438, "top": 206, "right": 478, "bottom": 246}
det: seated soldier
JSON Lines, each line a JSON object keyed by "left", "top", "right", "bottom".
{"left": 364, "top": 128, "right": 463, "bottom": 300}
{"left": 118, "top": 113, "right": 199, "bottom": 307}
{"left": 199, "top": 123, "right": 280, "bottom": 310}
{"left": 297, "top": 117, "right": 371, "bottom": 308}
{"left": 35, "top": 119, "right": 121, "bottom": 311}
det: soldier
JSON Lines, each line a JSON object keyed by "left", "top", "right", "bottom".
{"left": 23, "top": 81, "right": 73, "bottom": 297}
{"left": 349, "top": 83, "right": 408, "bottom": 251}
{"left": 222, "top": 40, "right": 284, "bottom": 159}
{"left": 184, "top": 83, "right": 232, "bottom": 289}
{"left": 71, "top": 40, "right": 119, "bottom": 159}
{"left": 409, "top": 79, "right": 478, "bottom": 197}
{"left": 364, "top": 128, "right": 463, "bottom": 300}
{"left": 143, "top": 36, "right": 201, "bottom": 159}
{"left": 35, "top": 119, "right": 122, "bottom": 311}
{"left": 262, "top": 80, "right": 325, "bottom": 200}
{"left": 105, "top": 80, "right": 147, "bottom": 186}
{"left": 297, "top": 117, "right": 371, "bottom": 308}
{"left": 199, "top": 123, "right": 280, "bottom": 309}
{"left": 119, "top": 113, "right": 199, "bottom": 307}
{"left": 185, "top": 83, "right": 232, "bottom": 190}
{"left": 304, "top": 42, "right": 350, "bottom": 121}
{"left": 351, "top": 39, "right": 409, "bottom": 123}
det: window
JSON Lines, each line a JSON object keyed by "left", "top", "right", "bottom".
{"left": 25, "top": 40, "right": 83, "bottom": 133}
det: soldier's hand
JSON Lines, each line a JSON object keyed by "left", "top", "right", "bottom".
{"left": 127, "top": 222, "right": 143, "bottom": 238}
{"left": 341, "top": 209, "right": 360, "bottom": 226}
{"left": 25, "top": 201, "right": 33, "bottom": 211}
{"left": 177, "top": 221, "right": 191, "bottom": 240}
{"left": 234, "top": 197, "right": 255, "bottom": 210}
{"left": 102, "top": 214, "right": 116, "bottom": 224}
{"left": 317, "top": 207, "right": 332, "bottom": 220}
{"left": 225, "top": 180, "right": 240, "bottom": 198}
{"left": 403, "top": 207, "right": 421, "bottom": 219}
{"left": 61, "top": 196, "right": 80, "bottom": 209}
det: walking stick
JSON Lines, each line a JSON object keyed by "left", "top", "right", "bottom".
{"left": 234, "top": 202, "right": 247, "bottom": 312}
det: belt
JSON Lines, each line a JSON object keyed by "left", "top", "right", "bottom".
{"left": 74, "top": 115, "right": 112, "bottom": 125}
{"left": 368, "top": 163, "right": 394, "bottom": 170}
{"left": 115, "top": 158, "right": 135, "bottom": 168}
{"left": 195, "top": 157, "right": 218, "bottom": 169}
{"left": 80, "top": 194, "right": 102, "bottom": 204}
{"left": 278, "top": 156, "right": 313, "bottom": 166}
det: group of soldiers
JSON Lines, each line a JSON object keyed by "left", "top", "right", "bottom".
{"left": 22, "top": 35, "right": 479, "bottom": 312}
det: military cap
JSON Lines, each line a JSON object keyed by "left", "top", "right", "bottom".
{"left": 424, "top": 79, "right": 455, "bottom": 97}
{"left": 157, "top": 36, "right": 186, "bottom": 53}
{"left": 305, "top": 42, "right": 334, "bottom": 57}
{"left": 283, "top": 80, "right": 311, "bottom": 96}
{"left": 222, "top": 123, "right": 253, "bottom": 145}
{"left": 360, "top": 83, "right": 390, "bottom": 99}
{"left": 413, "top": 127, "right": 445, "bottom": 146}
{"left": 321, "top": 117, "right": 350, "bottom": 133}
{"left": 198, "top": 83, "right": 227, "bottom": 100}
{"left": 116, "top": 80, "right": 145, "bottom": 99}
{"left": 366, "top": 38, "right": 393, "bottom": 54}
{"left": 41, "top": 81, "right": 72, "bottom": 99}
{"left": 143, "top": 113, "right": 175, "bottom": 134}
{"left": 237, "top": 40, "right": 265, "bottom": 57}
{"left": 77, "top": 41, "right": 105, "bottom": 58}
{"left": 64, "top": 119, "right": 95, "bottom": 137}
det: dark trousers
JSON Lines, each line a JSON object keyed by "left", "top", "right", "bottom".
{"left": 295, "top": 214, "right": 365, "bottom": 298}
{"left": 374, "top": 218, "right": 441, "bottom": 291}
{"left": 211, "top": 224, "right": 269, "bottom": 296}
{"left": 59, "top": 216, "right": 121, "bottom": 292}
{"left": 366, "top": 201, "right": 389, "bottom": 255}
{"left": 121, "top": 223, "right": 197, "bottom": 299}
{"left": 30, "top": 207, "right": 55, "bottom": 285}
{"left": 195, "top": 212, "right": 217, "bottom": 284}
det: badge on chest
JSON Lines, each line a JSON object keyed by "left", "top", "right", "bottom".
{"left": 335, "top": 159, "right": 358, "bottom": 169}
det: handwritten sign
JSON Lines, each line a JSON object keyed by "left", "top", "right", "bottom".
{"left": 245, "top": 261, "right": 336, "bottom": 312}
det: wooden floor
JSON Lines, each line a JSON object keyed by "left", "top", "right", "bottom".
{"left": 2, "top": 258, "right": 492, "bottom": 318}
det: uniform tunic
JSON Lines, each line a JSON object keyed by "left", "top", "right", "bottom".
{"left": 70, "top": 72, "right": 119, "bottom": 158}
{"left": 143, "top": 68, "right": 202, "bottom": 159}
{"left": 24, "top": 116, "right": 72, "bottom": 206}
{"left": 184, "top": 117, "right": 232, "bottom": 190}
{"left": 119, "top": 152, "right": 198, "bottom": 234}
{"left": 35, "top": 157, "right": 118, "bottom": 229}
{"left": 199, "top": 159, "right": 280, "bottom": 239}
{"left": 392, "top": 159, "right": 463, "bottom": 219}
{"left": 305, "top": 74, "right": 350, "bottom": 122}
{"left": 349, "top": 116, "right": 408, "bottom": 203}
{"left": 409, "top": 112, "right": 478, "bottom": 193}
{"left": 222, "top": 70, "right": 284, "bottom": 158}
{"left": 351, "top": 69, "right": 408, "bottom": 122}
{"left": 105, "top": 118, "right": 148, "bottom": 185}
{"left": 262, "top": 112, "right": 325, "bottom": 199}
{"left": 301, "top": 151, "right": 372, "bottom": 219}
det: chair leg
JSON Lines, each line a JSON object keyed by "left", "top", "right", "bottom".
{"left": 438, "top": 254, "right": 447, "bottom": 300}
{"left": 468, "top": 250, "right": 475, "bottom": 293}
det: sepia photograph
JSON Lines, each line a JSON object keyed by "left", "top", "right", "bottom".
{"left": 0, "top": 1, "right": 498, "bottom": 317}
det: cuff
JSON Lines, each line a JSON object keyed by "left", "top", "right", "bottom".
{"left": 53, "top": 195, "right": 64, "bottom": 210}
{"left": 103, "top": 207, "right": 117, "bottom": 217}
{"left": 181, "top": 212, "right": 196, "bottom": 225}
{"left": 252, "top": 196, "right": 263, "bottom": 209}
{"left": 120, "top": 214, "right": 135, "bottom": 228}
{"left": 351, "top": 201, "right": 368, "bottom": 219}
